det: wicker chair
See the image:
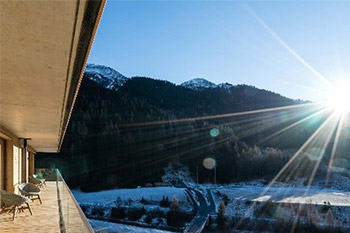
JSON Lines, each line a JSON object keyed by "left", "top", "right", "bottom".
{"left": 0, "top": 190, "right": 32, "bottom": 220}
{"left": 18, "top": 183, "right": 42, "bottom": 204}
{"left": 29, "top": 175, "right": 46, "bottom": 188}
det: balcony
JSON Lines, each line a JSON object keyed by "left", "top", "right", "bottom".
{"left": 0, "top": 170, "right": 93, "bottom": 233}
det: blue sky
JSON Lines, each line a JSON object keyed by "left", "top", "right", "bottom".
{"left": 88, "top": 0, "right": 350, "bottom": 101}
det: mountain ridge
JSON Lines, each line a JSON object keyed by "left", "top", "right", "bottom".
{"left": 85, "top": 63, "right": 297, "bottom": 102}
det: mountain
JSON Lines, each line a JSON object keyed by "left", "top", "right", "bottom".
{"left": 84, "top": 63, "right": 128, "bottom": 90}
{"left": 180, "top": 79, "right": 234, "bottom": 90}
{"left": 217, "top": 82, "right": 234, "bottom": 89}
{"left": 37, "top": 64, "right": 329, "bottom": 191}
{"left": 180, "top": 78, "right": 217, "bottom": 89}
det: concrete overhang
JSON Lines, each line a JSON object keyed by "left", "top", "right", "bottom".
{"left": 0, "top": 0, "right": 105, "bottom": 152}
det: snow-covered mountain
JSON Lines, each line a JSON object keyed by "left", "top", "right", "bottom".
{"left": 217, "top": 82, "right": 234, "bottom": 89}
{"left": 180, "top": 78, "right": 236, "bottom": 90}
{"left": 84, "top": 64, "right": 128, "bottom": 90}
{"left": 84, "top": 64, "right": 236, "bottom": 91}
{"left": 180, "top": 78, "right": 217, "bottom": 89}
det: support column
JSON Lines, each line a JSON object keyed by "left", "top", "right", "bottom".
{"left": 0, "top": 138, "right": 4, "bottom": 190}
{"left": 23, "top": 139, "right": 29, "bottom": 183}
{"left": 5, "top": 140, "right": 14, "bottom": 192}
{"left": 29, "top": 151, "right": 35, "bottom": 177}
{"left": 21, "top": 148, "right": 26, "bottom": 183}
{"left": 0, "top": 138, "right": 4, "bottom": 208}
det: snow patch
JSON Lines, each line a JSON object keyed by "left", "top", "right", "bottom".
{"left": 84, "top": 63, "right": 128, "bottom": 90}
{"left": 73, "top": 187, "right": 189, "bottom": 206}
{"left": 89, "top": 219, "right": 173, "bottom": 233}
{"left": 217, "top": 82, "right": 234, "bottom": 89}
{"left": 180, "top": 78, "right": 216, "bottom": 89}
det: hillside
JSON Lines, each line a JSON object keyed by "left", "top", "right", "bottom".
{"left": 37, "top": 64, "right": 331, "bottom": 191}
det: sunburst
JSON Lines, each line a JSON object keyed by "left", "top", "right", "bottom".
{"left": 325, "top": 82, "right": 350, "bottom": 115}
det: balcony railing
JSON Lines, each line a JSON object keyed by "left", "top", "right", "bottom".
{"left": 55, "top": 169, "right": 94, "bottom": 233}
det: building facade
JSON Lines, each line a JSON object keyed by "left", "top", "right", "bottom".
{"left": 0, "top": 0, "right": 105, "bottom": 231}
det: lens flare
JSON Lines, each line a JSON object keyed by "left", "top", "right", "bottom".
{"left": 209, "top": 128, "right": 220, "bottom": 137}
{"left": 325, "top": 83, "right": 350, "bottom": 114}
{"left": 203, "top": 157, "right": 216, "bottom": 170}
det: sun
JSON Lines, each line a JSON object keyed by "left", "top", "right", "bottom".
{"left": 325, "top": 83, "right": 350, "bottom": 114}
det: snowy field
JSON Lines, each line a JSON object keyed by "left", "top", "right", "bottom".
{"left": 73, "top": 181, "right": 350, "bottom": 231}
{"left": 215, "top": 186, "right": 350, "bottom": 206}
{"left": 73, "top": 187, "right": 188, "bottom": 205}
{"left": 89, "top": 219, "right": 173, "bottom": 233}
{"left": 209, "top": 185, "right": 350, "bottom": 228}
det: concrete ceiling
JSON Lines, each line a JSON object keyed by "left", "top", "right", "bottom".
{"left": 0, "top": 0, "right": 104, "bottom": 152}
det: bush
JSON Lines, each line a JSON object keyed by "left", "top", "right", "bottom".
{"left": 321, "top": 203, "right": 331, "bottom": 213}
{"left": 166, "top": 210, "right": 186, "bottom": 227}
{"left": 111, "top": 207, "right": 126, "bottom": 219}
{"left": 157, "top": 217, "right": 164, "bottom": 225}
{"left": 127, "top": 207, "right": 146, "bottom": 221}
{"left": 140, "top": 197, "right": 147, "bottom": 204}
{"left": 144, "top": 214, "right": 153, "bottom": 224}
{"left": 262, "top": 179, "right": 269, "bottom": 185}
{"left": 303, "top": 179, "right": 309, "bottom": 186}
{"left": 222, "top": 194, "right": 230, "bottom": 205}
{"left": 207, "top": 215, "right": 213, "bottom": 228}
{"left": 91, "top": 207, "right": 104, "bottom": 217}
{"left": 254, "top": 201, "right": 274, "bottom": 217}
{"left": 127, "top": 197, "right": 134, "bottom": 208}
{"left": 160, "top": 196, "right": 170, "bottom": 207}
{"left": 170, "top": 196, "right": 179, "bottom": 211}
{"left": 116, "top": 196, "right": 123, "bottom": 206}
{"left": 152, "top": 209, "right": 166, "bottom": 218}
{"left": 217, "top": 201, "right": 227, "bottom": 227}
{"left": 166, "top": 197, "right": 193, "bottom": 227}
{"left": 245, "top": 200, "right": 253, "bottom": 205}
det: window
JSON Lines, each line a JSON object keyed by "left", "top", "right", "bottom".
{"left": 13, "top": 145, "right": 22, "bottom": 187}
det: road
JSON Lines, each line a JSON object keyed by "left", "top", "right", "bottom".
{"left": 184, "top": 189, "right": 215, "bottom": 233}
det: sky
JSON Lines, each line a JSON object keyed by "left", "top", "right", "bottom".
{"left": 88, "top": 0, "right": 350, "bottom": 101}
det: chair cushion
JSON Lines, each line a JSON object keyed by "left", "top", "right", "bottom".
{"left": 19, "top": 183, "right": 41, "bottom": 194}
{"left": 0, "top": 190, "right": 29, "bottom": 207}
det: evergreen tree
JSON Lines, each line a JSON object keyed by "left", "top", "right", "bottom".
{"left": 217, "top": 201, "right": 227, "bottom": 227}
{"left": 170, "top": 196, "right": 179, "bottom": 211}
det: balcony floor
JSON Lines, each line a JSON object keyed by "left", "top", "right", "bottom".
{"left": 0, "top": 181, "right": 91, "bottom": 233}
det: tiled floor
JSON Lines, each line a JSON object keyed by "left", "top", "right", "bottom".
{"left": 0, "top": 181, "right": 92, "bottom": 233}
